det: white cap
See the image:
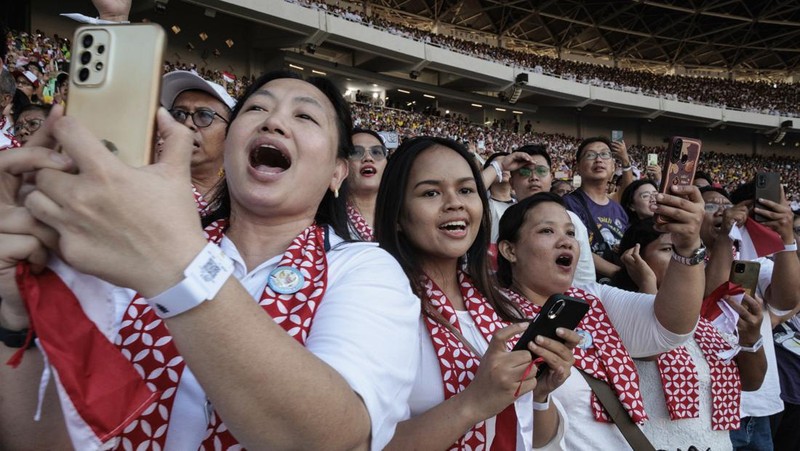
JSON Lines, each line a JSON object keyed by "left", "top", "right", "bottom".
{"left": 161, "top": 70, "right": 236, "bottom": 110}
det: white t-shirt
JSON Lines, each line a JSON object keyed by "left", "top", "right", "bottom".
{"left": 739, "top": 256, "right": 784, "bottom": 417}
{"left": 551, "top": 282, "right": 695, "bottom": 450}
{"left": 49, "top": 229, "right": 421, "bottom": 450}
{"left": 567, "top": 210, "right": 597, "bottom": 288}
{"left": 636, "top": 339, "right": 733, "bottom": 450}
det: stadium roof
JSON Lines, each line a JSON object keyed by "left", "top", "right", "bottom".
{"left": 367, "top": 0, "right": 800, "bottom": 72}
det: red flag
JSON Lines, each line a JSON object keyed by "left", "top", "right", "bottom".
{"left": 9, "top": 263, "right": 158, "bottom": 447}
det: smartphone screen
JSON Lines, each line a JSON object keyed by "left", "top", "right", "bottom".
{"left": 647, "top": 153, "right": 659, "bottom": 167}
{"left": 611, "top": 130, "right": 623, "bottom": 142}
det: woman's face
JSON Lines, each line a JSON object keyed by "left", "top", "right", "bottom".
{"left": 641, "top": 233, "right": 673, "bottom": 288}
{"left": 503, "top": 202, "right": 578, "bottom": 297}
{"left": 631, "top": 183, "right": 658, "bottom": 219}
{"left": 399, "top": 145, "right": 483, "bottom": 266}
{"left": 347, "top": 132, "right": 387, "bottom": 195}
{"left": 13, "top": 108, "right": 46, "bottom": 145}
{"left": 223, "top": 78, "right": 347, "bottom": 219}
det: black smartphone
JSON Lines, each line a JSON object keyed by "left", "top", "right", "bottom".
{"left": 512, "top": 294, "right": 590, "bottom": 376}
{"left": 754, "top": 172, "right": 781, "bottom": 222}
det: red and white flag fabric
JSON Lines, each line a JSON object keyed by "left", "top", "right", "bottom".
{"left": 8, "top": 262, "right": 158, "bottom": 450}
{"left": 728, "top": 218, "right": 784, "bottom": 260}
{"left": 222, "top": 71, "right": 235, "bottom": 83}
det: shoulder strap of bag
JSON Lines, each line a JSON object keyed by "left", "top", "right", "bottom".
{"left": 571, "top": 191, "right": 606, "bottom": 245}
{"left": 578, "top": 369, "right": 656, "bottom": 451}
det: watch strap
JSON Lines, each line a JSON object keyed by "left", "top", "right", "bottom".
{"left": 146, "top": 243, "right": 234, "bottom": 318}
{"left": 0, "top": 325, "right": 36, "bottom": 349}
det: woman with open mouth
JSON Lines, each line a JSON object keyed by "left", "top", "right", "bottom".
{"left": 345, "top": 128, "right": 388, "bottom": 241}
{"left": 0, "top": 71, "right": 420, "bottom": 450}
{"left": 495, "top": 190, "right": 707, "bottom": 449}
{"left": 375, "top": 136, "right": 580, "bottom": 450}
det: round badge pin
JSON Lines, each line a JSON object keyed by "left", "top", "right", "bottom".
{"left": 575, "top": 328, "right": 594, "bottom": 350}
{"left": 268, "top": 266, "right": 304, "bottom": 294}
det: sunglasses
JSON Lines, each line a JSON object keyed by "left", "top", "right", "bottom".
{"left": 169, "top": 108, "right": 228, "bottom": 128}
{"left": 703, "top": 203, "right": 733, "bottom": 214}
{"left": 515, "top": 165, "right": 550, "bottom": 178}
{"left": 348, "top": 145, "right": 387, "bottom": 161}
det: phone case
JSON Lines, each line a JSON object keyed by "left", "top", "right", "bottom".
{"left": 647, "top": 153, "right": 659, "bottom": 167}
{"left": 729, "top": 260, "right": 761, "bottom": 298}
{"left": 754, "top": 172, "right": 781, "bottom": 222}
{"left": 67, "top": 24, "right": 166, "bottom": 167}
{"left": 654, "top": 136, "right": 702, "bottom": 225}
{"left": 512, "top": 294, "right": 590, "bottom": 376}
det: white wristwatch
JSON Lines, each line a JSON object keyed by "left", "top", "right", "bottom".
{"left": 146, "top": 243, "right": 234, "bottom": 318}
{"left": 739, "top": 336, "right": 764, "bottom": 353}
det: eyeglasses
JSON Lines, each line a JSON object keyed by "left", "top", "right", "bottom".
{"left": 16, "top": 78, "right": 33, "bottom": 88}
{"left": 703, "top": 203, "right": 733, "bottom": 214}
{"left": 515, "top": 165, "right": 550, "bottom": 178}
{"left": 582, "top": 151, "right": 613, "bottom": 160}
{"left": 638, "top": 191, "right": 658, "bottom": 201}
{"left": 12, "top": 118, "right": 43, "bottom": 135}
{"left": 169, "top": 108, "right": 228, "bottom": 128}
{"left": 348, "top": 145, "right": 387, "bottom": 161}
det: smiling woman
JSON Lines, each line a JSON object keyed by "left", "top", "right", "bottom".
{"left": 376, "top": 137, "right": 579, "bottom": 450}
{"left": 0, "top": 71, "right": 420, "bottom": 450}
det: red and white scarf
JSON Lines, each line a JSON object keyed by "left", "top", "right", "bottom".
{"left": 112, "top": 219, "right": 328, "bottom": 450}
{"left": 656, "top": 318, "right": 741, "bottom": 430}
{"left": 0, "top": 115, "right": 21, "bottom": 151}
{"left": 192, "top": 184, "right": 212, "bottom": 216}
{"left": 346, "top": 202, "right": 374, "bottom": 241}
{"left": 503, "top": 287, "right": 649, "bottom": 424}
{"left": 422, "top": 272, "right": 520, "bottom": 451}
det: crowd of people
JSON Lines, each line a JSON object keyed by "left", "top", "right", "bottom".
{"left": 294, "top": 0, "right": 800, "bottom": 117}
{"left": 2, "top": 1, "right": 800, "bottom": 450}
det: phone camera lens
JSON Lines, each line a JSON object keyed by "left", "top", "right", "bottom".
{"left": 80, "top": 51, "right": 91, "bottom": 65}
{"left": 735, "top": 263, "right": 746, "bottom": 273}
{"left": 97, "top": 45, "right": 105, "bottom": 54}
{"left": 78, "top": 67, "right": 90, "bottom": 82}
{"left": 82, "top": 34, "right": 94, "bottom": 48}
{"left": 95, "top": 62, "right": 104, "bottom": 71}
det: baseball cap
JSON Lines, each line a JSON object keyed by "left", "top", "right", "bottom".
{"left": 12, "top": 69, "right": 39, "bottom": 88}
{"left": 161, "top": 70, "right": 236, "bottom": 110}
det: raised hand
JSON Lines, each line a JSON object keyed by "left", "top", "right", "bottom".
{"left": 528, "top": 327, "right": 579, "bottom": 401}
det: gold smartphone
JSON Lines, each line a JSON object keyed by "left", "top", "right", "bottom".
{"left": 67, "top": 24, "right": 166, "bottom": 166}
{"left": 729, "top": 260, "right": 761, "bottom": 298}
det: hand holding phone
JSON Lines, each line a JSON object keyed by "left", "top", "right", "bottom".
{"left": 754, "top": 172, "right": 781, "bottom": 222}
{"left": 655, "top": 137, "right": 701, "bottom": 225}
{"left": 513, "top": 294, "right": 590, "bottom": 378}
{"left": 729, "top": 260, "right": 761, "bottom": 298}
{"left": 611, "top": 130, "right": 623, "bottom": 142}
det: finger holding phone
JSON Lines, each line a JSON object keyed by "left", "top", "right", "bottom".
{"left": 753, "top": 192, "right": 795, "bottom": 245}
{"left": 651, "top": 185, "right": 705, "bottom": 252}
{"left": 527, "top": 327, "right": 580, "bottom": 400}
{"left": 459, "top": 323, "right": 539, "bottom": 418}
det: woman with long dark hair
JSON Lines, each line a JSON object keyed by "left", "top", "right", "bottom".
{"left": 376, "top": 136, "right": 578, "bottom": 450}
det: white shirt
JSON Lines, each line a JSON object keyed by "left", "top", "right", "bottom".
{"left": 50, "top": 229, "right": 421, "bottom": 450}
{"left": 739, "top": 256, "right": 784, "bottom": 417}
{"left": 567, "top": 210, "right": 597, "bottom": 288}
{"left": 552, "top": 282, "right": 695, "bottom": 450}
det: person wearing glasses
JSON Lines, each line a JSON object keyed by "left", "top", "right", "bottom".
{"left": 345, "top": 128, "right": 388, "bottom": 240}
{"left": 161, "top": 71, "right": 236, "bottom": 209}
{"left": 619, "top": 179, "right": 659, "bottom": 226}
{"left": 563, "top": 137, "right": 630, "bottom": 282}
{"left": 11, "top": 104, "right": 49, "bottom": 145}
{"left": 508, "top": 144, "right": 596, "bottom": 287}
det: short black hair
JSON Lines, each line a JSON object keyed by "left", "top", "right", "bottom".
{"left": 730, "top": 179, "right": 756, "bottom": 205}
{"left": 699, "top": 185, "right": 731, "bottom": 201}
{"left": 576, "top": 136, "right": 612, "bottom": 161}
{"left": 515, "top": 144, "right": 551, "bottom": 168}
{"left": 611, "top": 218, "right": 663, "bottom": 291}
{"left": 620, "top": 179, "right": 658, "bottom": 223}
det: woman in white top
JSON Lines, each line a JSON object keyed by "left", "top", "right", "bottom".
{"left": 495, "top": 191, "right": 706, "bottom": 450}
{"left": 375, "top": 136, "right": 579, "bottom": 450}
{"left": 0, "top": 71, "right": 420, "bottom": 450}
{"left": 612, "top": 218, "right": 766, "bottom": 450}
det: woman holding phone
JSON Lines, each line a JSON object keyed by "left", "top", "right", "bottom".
{"left": 494, "top": 190, "right": 707, "bottom": 449}
{"left": 376, "top": 137, "right": 579, "bottom": 450}
{"left": 613, "top": 218, "right": 766, "bottom": 450}
{"left": 0, "top": 71, "right": 419, "bottom": 450}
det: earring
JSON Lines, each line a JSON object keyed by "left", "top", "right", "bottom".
{"left": 334, "top": 188, "right": 339, "bottom": 199}
{"left": 217, "top": 167, "right": 225, "bottom": 178}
